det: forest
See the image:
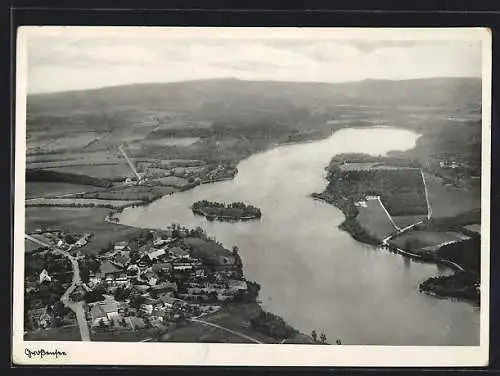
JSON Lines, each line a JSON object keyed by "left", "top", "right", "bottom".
{"left": 191, "top": 200, "right": 262, "bottom": 220}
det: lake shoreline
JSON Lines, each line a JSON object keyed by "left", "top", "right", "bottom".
{"left": 311, "top": 181, "right": 479, "bottom": 307}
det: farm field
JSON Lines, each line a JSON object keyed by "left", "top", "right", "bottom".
{"left": 356, "top": 199, "right": 396, "bottom": 240}
{"left": 424, "top": 172, "right": 480, "bottom": 218}
{"left": 25, "top": 207, "right": 145, "bottom": 255}
{"left": 91, "top": 327, "right": 160, "bottom": 342}
{"left": 141, "top": 137, "right": 200, "bottom": 147}
{"left": 24, "top": 325, "right": 81, "bottom": 341}
{"left": 28, "top": 161, "right": 121, "bottom": 169}
{"left": 160, "top": 321, "right": 254, "bottom": 343}
{"left": 155, "top": 176, "right": 190, "bottom": 188}
{"left": 390, "top": 230, "right": 470, "bottom": 252}
{"left": 464, "top": 224, "right": 481, "bottom": 234}
{"left": 26, "top": 150, "right": 123, "bottom": 164}
{"left": 26, "top": 182, "right": 99, "bottom": 199}
{"left": 25, "top": 238, "right": 44, "bottom": 253}
{"left": 82, "top": 185, "right": 178, "bottom": 201}
{"left": 44, "top": 165, "right": 135, "bottom": 180}
{"left": 26, "top": 198, "right": 141, "bottom": 208}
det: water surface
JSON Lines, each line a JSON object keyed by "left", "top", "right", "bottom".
{"left": 120, "top": 127, "right": 479, "bottom": 345}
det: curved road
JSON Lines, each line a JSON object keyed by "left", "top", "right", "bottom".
{"left": 25, "top": 234, "right": 91, "bottom": 341}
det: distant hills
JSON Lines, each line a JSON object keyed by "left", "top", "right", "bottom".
{"left": 27, "top": 77, "right": 481, "bottom": 129}
{"left": 26, "top": 77, "right": 482, "bottom": 167}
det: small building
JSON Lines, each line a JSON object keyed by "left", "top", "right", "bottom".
{"left": 147, "top": 249, "right": 166, "bottom": 261}
{"left": 150, "top": 281, "right": 178, "bottom": 294}
{"left": 75, "top": 238, "right": 88, "bottom": 247}
{"left": 39, "top": 269, "right": 51, "bottom": 284}
{"left": 228, "top": 279, "right": 248, "bottom": 292}
{"left": 151, "top": 262, "right": 172, "bottom": 274}
{"left": 90, "top": 305, "right": 109, "bottom": 326}
{"left": 114, "top": 241, "right": 129, "bottom": 252}
{"left": 113, "top": 252, "right": 131, "bottom": 268}
{"left": 169, "top": 247, "right": 190, "bottom": 259}
{"left": 29, "top": 307, "right": 52, "bottom": 328}
{"left": 140, "top": 303, "right": 154, "bottom": 315}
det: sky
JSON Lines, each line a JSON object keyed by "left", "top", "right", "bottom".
{"left": 25, "top": 34, "right": 483, "bottom": 94}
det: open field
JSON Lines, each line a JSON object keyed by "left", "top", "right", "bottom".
{"left": 155, "top": 176, "right": 190, "bottom": 188}
{"left": 464, "top": 224, "right": 481, "bottom": 234}
{"left": 424, "top": 173, "right": 480, "bottom": 218}
{"left": 24, "top": 325, "right": 81, "bottom": 341}
{"left": 356, "top": 199, "right": 396, "bottom": 240}
{"left": 160, "top": 321, "right": 254, "bottom": 343}
{"left": 26, "top": 198, "right": 141, "bottom": 208}
{"left": 27, "top": 132, "right": 101, "bottom": 154}
{"left": 25, "top": 206, "right": 144, "bottom": 255}
{"left": 390, "top": 231, "right": 470, "bottom": 252}
{"left": 27, "top": 150, "right": 123, "bottom": 165}
{"left": 91, "top": 327, "right": 160, "bottom": 342}
{"left": 82, "top": 185, "right": 178, "bottom": 201}
{"left": 25, "top": 238, "right": 44, "bottom": 253}
{"left": 26, "top": 182, "right": 100, "bottom": 199}
{"left": 141, "top": 137, "right": 200, "bottom": 147}
{"left": 44, "top": 165, "right": 135, "bottom": 180}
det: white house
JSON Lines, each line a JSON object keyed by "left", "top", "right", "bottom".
{"left": 147, "top": 249, "right": 166, "bottom": 261}
{"left": 39, "top": 269, "right": 51, "bottom": 284}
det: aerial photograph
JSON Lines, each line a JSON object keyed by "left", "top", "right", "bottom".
{"left": 22, "top": 29, "right": 483, "bottom": 346}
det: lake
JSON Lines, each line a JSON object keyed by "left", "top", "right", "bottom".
{"left": 119, "top": 127, "right": 480, "bottom": 345}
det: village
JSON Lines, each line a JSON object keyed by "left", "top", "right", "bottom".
{"left": 24, "top": 223, "right": 252, "bottom": 340}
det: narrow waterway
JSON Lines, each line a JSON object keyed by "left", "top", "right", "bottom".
{"left": 119, "top": 127, "right": 479, "bottom": 345}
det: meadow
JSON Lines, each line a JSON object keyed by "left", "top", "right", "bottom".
{"left": 25, "top": 207, "right": 144, "bottom": 255}
{"left": 390, "top": 231, "right": 470, "bottom": 252}
{"left": 356, "top": 199, "right": 396, "bottom": 241}
{"left": 26, "top": 198, "right": 142, "bottom": 209}
{"left": 26, "top": 182, "right": 100, "bottom": 199}
{"left": 424, "top": 172, "right": 480, "bottom": 218}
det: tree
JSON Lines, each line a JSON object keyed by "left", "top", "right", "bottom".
{"left": 121, "top": 317, "right": 127, "bottom": 327}
{"left": 311, "top": 330, "right": 317, "bottom": 342}
{"left": 98, "top": 318, "right": 106, "bottom": 329}
{"left": 320, "top": 332, "right": 327, "bottom": 344}
{"left": 232, "top": 246, "right": 239, "bottom": 256}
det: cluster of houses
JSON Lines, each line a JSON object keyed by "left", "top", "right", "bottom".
{"left": 85, "top": 230, "right": 249, "bottom": 330}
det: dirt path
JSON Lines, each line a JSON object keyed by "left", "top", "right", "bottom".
{"left": 420, "top": 169, "right": 433, "bottom": 220}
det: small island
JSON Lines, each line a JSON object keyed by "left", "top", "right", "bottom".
{"left": 191, "top": 200, "right": 262, "bottom": 221}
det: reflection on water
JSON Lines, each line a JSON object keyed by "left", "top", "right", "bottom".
{"left": 120, "top": 127, "right": 479, "bottom": 345}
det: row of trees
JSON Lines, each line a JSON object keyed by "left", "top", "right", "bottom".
{"left": 250, "top": 310, "right": 297, "bottom": 340}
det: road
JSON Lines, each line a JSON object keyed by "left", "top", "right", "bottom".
{"left": 25, "top": 234, "right": 91, "bottom": 341}
{"left": 189, "top": 318, "right": 263, "bottom": 344}
{"left": 420, "top": 169, "right": 433, "bottom": 220}
{"left": 376, "top": 197, "right": 401, "bottom": 231}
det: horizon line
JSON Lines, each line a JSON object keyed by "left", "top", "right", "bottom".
{"left": 27, "top": 75, "right": 481, "bottom": 96}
